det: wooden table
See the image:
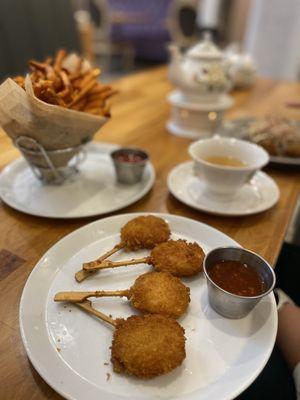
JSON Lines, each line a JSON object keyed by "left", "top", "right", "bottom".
{"left": 0, "top": 67, "right": 299, "bottom": 399}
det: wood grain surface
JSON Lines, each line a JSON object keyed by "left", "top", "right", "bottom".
{"left": 0, "top": 66, "right": 299, "bottom": 399}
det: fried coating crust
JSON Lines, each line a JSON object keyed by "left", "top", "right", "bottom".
{"left": 111, "top": 314, "right": 186, "bottom": 379}
{"left": 150, "top": 239, "right": 205, "bottom": 277}
{"left": 129, "top": 271, "right": 190, "bottom": 318}
{"left": 120, "top": 216, "right": 170, "bottom": 251}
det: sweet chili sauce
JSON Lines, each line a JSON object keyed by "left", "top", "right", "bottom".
{"left": 208, "top": 260, "right": 266, "bottom": 296}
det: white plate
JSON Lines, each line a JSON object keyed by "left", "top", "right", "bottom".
{"left": 19, "top": 213, "right": 277, "bottom": 400}
{"left": 0, "top": 142, "right": 155, "bottom": 219}
{"left": 168, "top": 161, "right": 280, "bottom": 216}
{"left": 268, "top": 154, "right": 300, "bottom": 166}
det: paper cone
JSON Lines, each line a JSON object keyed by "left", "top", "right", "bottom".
{"left": 0, "top": 77, "right": 108, "bottom": 169}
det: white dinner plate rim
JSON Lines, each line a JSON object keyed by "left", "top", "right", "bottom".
{"left": 167, "top": 161, "right": 280, "bottom": 217}
{"left": 0, "top": 142, "right": 155, "bottom": 219}
{"left": 19, "top": 212, "right": 277, "bottom": 400}
{"left": 269, "top": 154, "right": 300, "bottom": 165}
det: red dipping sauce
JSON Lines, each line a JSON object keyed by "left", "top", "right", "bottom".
{"left": 208, "top": 260, "right": 266, "bottom": 296}
{"left": 115, "top": 152, "right": 145, "bottom": 163}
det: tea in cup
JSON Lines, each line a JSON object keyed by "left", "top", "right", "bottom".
{"left": 188, "top": 137, "right": 269, "bottom": 195}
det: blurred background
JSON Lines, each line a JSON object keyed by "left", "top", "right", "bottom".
{"left": 1, "top": 0, "right": 300, "bottom": 82}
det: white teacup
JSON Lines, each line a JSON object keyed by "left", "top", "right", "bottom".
{"left": 188, "top": 136, "right": 269, "bottom": 196}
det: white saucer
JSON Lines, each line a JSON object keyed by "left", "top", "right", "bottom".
{"left": 168, "top": 161, "right": 280, "bottom": 216}
{"left": 0, "top": 142, "right": 155, "bottom": 219}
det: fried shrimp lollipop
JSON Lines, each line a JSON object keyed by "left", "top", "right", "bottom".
{"left": 150, "top": 240, "right": 204, "bottom": 277}
{"left": 75, "top": 215, "right": 170, "bottom": 283}
{"left": 111, "top": 314, "right": 186, "bottom": 379}
{"left": 129, "top": 271, "right": 190, "bottom": 318}
{"left": 120, "top": 215, "right": 171, "bottom": 250}
{"left": 83, "top": 239, "right": 205, "bottom": 277}
{"left": 55, "top": 271, "right": 190, "bottom": 318}
{"left": 67, "top": 301, "right": 186, "bottom": 379}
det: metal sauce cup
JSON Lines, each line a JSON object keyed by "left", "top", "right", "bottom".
{"left": 111, "top": 148, "right": 148, "bottom": 184}
{"left": 203, "top": 247, "right": 276, "bottom": 319}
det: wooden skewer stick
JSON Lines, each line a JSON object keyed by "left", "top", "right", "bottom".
{"left": 75, "top": 300, "right": 117, "bottom": 327}
{"left": 82, "top": 243, "right": 124, "bottom": 269}
{"left": 54, "top": 289, "right": 130, "bottom": 303}
{"left": 83, "top": 257, "right": 150, "bottom": 271}
{"left": 75, "top": 243, "right": 124, "bottom": 283}
{"left": 75, "top": 269, "right": 96, "bottom": 283}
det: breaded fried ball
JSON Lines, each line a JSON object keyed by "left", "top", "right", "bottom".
{"left": 120, "top": 215, "right": 170, "bottom": 251}
{"left": 129, "top": 271, "right": 190, "bottom": 319}
{"left": 111, "top": 314, "right": 186, "bottom": 379}
{"left": 150, "top": 239, "right": 205, "bottom": 277}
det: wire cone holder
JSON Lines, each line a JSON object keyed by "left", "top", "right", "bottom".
{"left": 14, "top": 136, "right": 85, "bottom": 185}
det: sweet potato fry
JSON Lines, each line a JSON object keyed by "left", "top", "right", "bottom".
{"left": 13, "top": 76, "right": 25, "bottom": 88}
{"left": 79, "top": 68, "right": 101, "bottom": 88}
{"left": 29, "top": 60, "right": 46, "bottom": 71}
{"left": 69, "top": 73, "right": 81, "bottom": 82}
{"left": 84, "top": 108, "right": 103, "bottom": 114}
{"left": 85, "top": 101, "right": 105, "bottom": 111}
{"left": 68, "top": 80, "right": 97, "bottom": 106}
{"left": 84, "top": 105, "right": 110, "bottom": 117}
{"left": 39, "top": 87, "right": 59, "bottom": 105}
{"left": 59, "top": 70, "right": 70, "bottom": 88}
{"left": 75, "top": 57, "right": 83, "bottom": 73}
{"left": 44, "top": 66, "right": 57, "bottom": 82}
{"left": 70, "top": 98, "right": 88, "bottom": 111}
{"left": 54, "top": 49, "right": 67, "bottom": 71}
{"left": 31, "top": 70, "right": 45, "bottom": 81}
{"left": 99, "top": 88, "right": 118, "bottom": 101}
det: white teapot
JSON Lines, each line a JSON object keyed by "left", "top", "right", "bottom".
{"left": 224, "top": 44, "right": 257, "bottom": 89}
{"left": 168, "top": 33, "right": 231, "bottom": 102}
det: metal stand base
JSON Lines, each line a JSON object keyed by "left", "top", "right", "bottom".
{"left": 14, "top": 136, "right": 84, "bottom": 185}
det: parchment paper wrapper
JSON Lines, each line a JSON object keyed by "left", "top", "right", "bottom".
{"left": 0, "top": 75, "right": 108, "bottom": 170}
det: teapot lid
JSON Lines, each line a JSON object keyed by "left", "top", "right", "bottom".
{"left": 187, "top": 32, "right": 222, "bottom": 59}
